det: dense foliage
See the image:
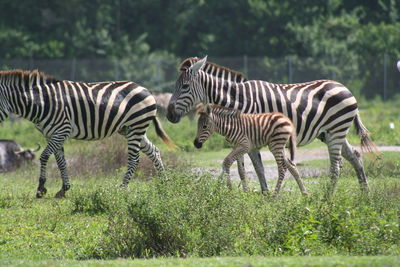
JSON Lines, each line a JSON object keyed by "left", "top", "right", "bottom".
{"left": 0, "top": 1, "right": 399, "bottom": 59}
{"left": 0, "top": 1, "right": 399, "bottom": 98}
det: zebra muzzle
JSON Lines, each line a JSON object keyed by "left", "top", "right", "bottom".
{"left": 193, "top": 139, "right": 203, "bottom": 149}
{"left": 166, "top": 103, "right": 181, "bottom": 123}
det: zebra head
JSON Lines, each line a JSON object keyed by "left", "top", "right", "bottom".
{"left": 167, "top": 56, "right": 208, "bottom": 123}
{"left": 194, "top": 104, "right": 214, "bottom": 149}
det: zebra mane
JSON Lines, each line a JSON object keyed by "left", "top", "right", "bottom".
{"left": 179, "top": 57, "right": 248, "bottom": 83}
{"left": 0, "top": 69, "right": 60, "bottom": 85}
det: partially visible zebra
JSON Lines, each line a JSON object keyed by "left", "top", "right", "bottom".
{"left": 0, "top": 70, "right": 175, "bottom": 198}
{"left": 155, "top": 93, "right": 173, "bottom": 118}
{"left": 167, "top": 56, "right": 378, "bottom": 192}
{"left": 194, "top": 104, "right": 308, "bottom": 195}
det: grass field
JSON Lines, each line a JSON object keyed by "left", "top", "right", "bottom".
{"left": 0, "top": 98, "right": 399, "bottom": 266}
{"left": 1, "top": 256, "right": 400, "bottom": 267}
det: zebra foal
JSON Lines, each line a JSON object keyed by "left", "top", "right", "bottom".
{"left": 194, "top": 104, "right": 308, "bottom": 195}
{"left": 0, "top": 70, "right": 174, "bottom": 198}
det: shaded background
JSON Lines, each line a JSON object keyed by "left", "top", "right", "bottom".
{"left": 0, "top": 0, "right": 399, "bottom": 99}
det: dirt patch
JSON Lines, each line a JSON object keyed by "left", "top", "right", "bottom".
{"left": 225, "top": 146, "right": 400, "bottom": 181}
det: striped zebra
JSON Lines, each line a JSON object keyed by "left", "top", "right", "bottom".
{"left": 194, "top": 104, "right": 308, "bottom": 195}
{"left": 167, "top": 56, "right": 378, "bottom": 192}
{"left": 0, "top": 70, "right": 174, "bottom": 198}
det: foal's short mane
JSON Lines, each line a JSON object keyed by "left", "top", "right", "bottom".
{"left": 179, "top": 57, "right": 248, "bottom": 83}
{"left": 196, "top": 104, "right": 242, "bottom": 118}
{"left": 0, "top": 69, "right": 60, "bottom": 85}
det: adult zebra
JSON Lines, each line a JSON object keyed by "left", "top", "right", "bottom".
{"left": 167, "top": 56, "right": 377, "bottom": 192}
{"left": 0, "top": 70, "right": 174, "bottom": 198}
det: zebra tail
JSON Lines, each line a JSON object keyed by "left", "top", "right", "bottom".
{"left": 354, "top": 113, "right": 380, "bottom": 158}
{"left": 289, "top": 132, "right": 296, "bottom": 162}
{"left": 152, "top": 117, "right": 178, "bottom": 151}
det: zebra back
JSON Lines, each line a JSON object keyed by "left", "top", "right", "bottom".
{"left": 200, "top": 104, "right": 296, "bottom": 153}
{"left": 0, "top": 70, "right": 157, "bottom": 140}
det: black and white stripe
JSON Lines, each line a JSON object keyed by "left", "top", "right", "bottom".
{"left": 0, "top": 70, "right": 173, "bottom": 197}
{"left": 168, "top": 56, "right": 377, "bottom": 191}
{"left": 194, "top": 104, "right": 307, "bottom": 195}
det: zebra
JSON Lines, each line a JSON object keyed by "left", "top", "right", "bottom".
{"left": 167, "top": 56, "right": 378, "bottom": 193}
{"left": 194, "top": 104, "right": 308, "bottom": 195}
{"left": 0, "top": 70, "right": 175, "bottom": 198}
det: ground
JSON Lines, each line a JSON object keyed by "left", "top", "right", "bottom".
{"left": 218, "top": 145, "right": 400, "bottom": 181}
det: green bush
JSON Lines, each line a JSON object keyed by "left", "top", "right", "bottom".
{"left": 68, "top": 168, "right": 400, "bottom": 259}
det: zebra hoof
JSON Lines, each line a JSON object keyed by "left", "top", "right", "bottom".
{"left": 36, "top": 188, "right": 47, "bottom": 198}
{"left": 261, "top": 190, "right": 271, "bottom": 196}
{"left": 360, "top": 184, "right": 370, "bottom": 193}
{"left": 55, "top": 190, "right": 66, "bottom": 198}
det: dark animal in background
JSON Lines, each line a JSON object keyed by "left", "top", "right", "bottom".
{"left": 0, "top": 140, "right": 40, "bottom": 172}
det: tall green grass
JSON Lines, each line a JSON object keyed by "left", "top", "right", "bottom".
{"left": 1, "top": 164, "right": 399, "bottom": 260}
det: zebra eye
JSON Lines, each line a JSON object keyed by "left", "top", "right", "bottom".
{"left": 202, "top": 125, "right": 208, "bottom": 130}
{"left": 182, "top": 84, "right": 189, "bottom": 90}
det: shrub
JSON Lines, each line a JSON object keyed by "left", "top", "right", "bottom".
{"left": 71, "top": 167, "right": 400, "bottom": 259}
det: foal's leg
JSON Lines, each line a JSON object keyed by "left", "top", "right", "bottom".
{"left": 269, "top": 144, "right": 287, "bottom": 195}
{"left": 221, "top": 144, "right": 249, "bottom": 189}
{"left": 237, "top": 155, "right": 249, "bottom": 192}
{"left": 284, "top": 157, "right": 308, "bottom": 196}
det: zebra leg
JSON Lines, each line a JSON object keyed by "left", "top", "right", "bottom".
{"left": 341, "top": 139, "right": 369, "bottom": 191}
{"left": 54, "top": 148, "right": 70, "bottom": 198}
{"left": 221, "top": 145, "right": 249, "bottom": 189}
{"left": 36, "top": 148, "right": 51, "bottom": 198}
{"left": 326, "top": 133, "right": 345, "bottom": 193}
{"left": 284, "top": 157, "right": 308, "bottom": 196}
{"left": 36, "top": 133, "right": 70, "bottom": 198}
{"left": 140, "top": 135, "right": 165, "bottom": 173}
{"left": 237, "top": 155, "right": 249, "bottom": 192}
{"left": 247, "top": 150, "right": 269, "bottom": 193}
{"left": 270, "top": 146, "right": 287, "bottom": 195}
{"left": 120, "top": 137, "right": 141, "bottom": 187}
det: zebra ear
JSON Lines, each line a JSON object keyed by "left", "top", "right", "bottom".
{"left": 189, "top": 56, "right": 207, "bottom": 75}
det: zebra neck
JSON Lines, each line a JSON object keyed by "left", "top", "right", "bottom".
{"left": 7, "top": 84, "right": 43, "bottom": 123}
{"left": 213, "top": 114, "right": 237, "bottom": 139}
{"left": 203, "top": 73, "right": 243, "bottom": 110}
